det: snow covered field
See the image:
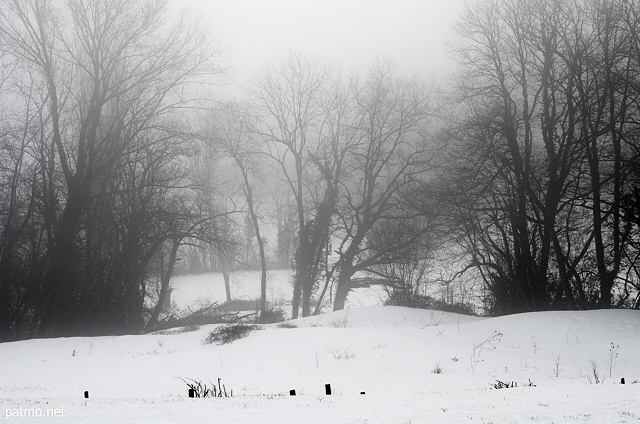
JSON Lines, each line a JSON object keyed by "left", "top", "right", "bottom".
{"left": 170, "top": 269, "right": 386, "bottom": 312}
{"left": 1, "top": 273, "right": 639, "bottom": 423}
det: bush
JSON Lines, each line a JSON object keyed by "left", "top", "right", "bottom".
{"left": 258, "top": 307, "right": 286, "bottom": 324}
{"left": 436, "top": 301, "right": 476, "bottom": 316}
{"left": 384, "top": 291, "right": 476, "bottom": 316}
{"left": 385, "top": 291, "right": 436, "bottom": 309}
{"left": 203, "top": 323, "right": 260, "bottom": 345}
{"left": 277, "top": 322, "right": 297, "bottom": 328}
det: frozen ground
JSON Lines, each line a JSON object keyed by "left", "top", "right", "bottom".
{"left": 0, "top": 273, "right": 639, "bottom": 423}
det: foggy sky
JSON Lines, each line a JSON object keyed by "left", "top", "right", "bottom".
{"left": 189, "top": 0, "right": 464, "bottom": 92}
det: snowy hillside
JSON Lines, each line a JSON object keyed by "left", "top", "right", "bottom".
{"left": 1, "top": 306, "right": 639, "bottom": 423}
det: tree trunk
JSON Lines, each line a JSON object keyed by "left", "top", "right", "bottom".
{"left": 295, "top": 220, "right": 324, "bottom": 318}
{"left": 222, "top": 269, "right": 232, "bottom": 303}
{"left": 218, "top": 244, "right": 232, "bottom": 303}
{"left": 314, "top": 263, "right": 334, "bottom": 315}
{"left": 147, "top": 238, "right": 180, "bottom": 330}
{"left": 291, "top": 272, "right": 302, "bottom": 319}
{"left": 236, "top": 159, "right": 268, "bottom": 318}
{"left": 333, "top": 264, "right": 355, "bottom": 311}
{"left": 256, "top": 228, "right": 267, "bottom": 317}
{"left": 40, "top": 183, "right": 85, "bottom": 337}
{"left": 333, "top": 275, "right": 351, "bottom": 311}
{"left": 302, "top": 280, "right": 312, "bottom": 317}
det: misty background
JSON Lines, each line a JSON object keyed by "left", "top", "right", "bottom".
{"left": 0, "top": 0, "right": 638, "bottom": 341}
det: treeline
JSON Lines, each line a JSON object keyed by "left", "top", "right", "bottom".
{"left": 439, "top": 0, "right": 640, "bottom": 314}
{"left": 0, "top": 0, "right": 638, "bottom": 341}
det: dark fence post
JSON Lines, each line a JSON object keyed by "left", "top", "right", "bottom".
{"left": 325, "top": 384, "right": 331, "bottom": 395}
{"left": 84, "top": 391, "right": 89, "bottom": 399}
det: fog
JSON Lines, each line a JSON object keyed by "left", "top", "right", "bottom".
{"left": 1, "top": 0, "right": 638, "bottom": 340}
{"left": 189, "top": 0, "right": 464, "bottom": 90}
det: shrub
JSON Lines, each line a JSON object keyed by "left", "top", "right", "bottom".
{"left": 203, "top": 323, "right": 260, "bottom": 345}
{"left": 258, "top": 307, "right": 286, "bottom": 324}
{"left": 435, "top": 301, "right": 476, "bottom": 316}
{"left": 492, "top": 380, "right": 517, "bottom": 389}
{"left": 587, "top": 360, "right": 604, "bottom": 384}
{"left": 178, "top": 377, "right": 232, "bottom": 397}
{"left": 384, "top": 292, "right": 477, "bottom": 316}
{"left": 329, "top": 311, "right": 351, "bottom": 328}
{"left": 385, "top": 291, "right": 436, "bottom": 309}
{"left": 492, "top": 379, "right": 535, "bottom": 389}
{"left": 277, "top": 322, "right": 297, "bottom": 329}
{"left": 329, "top": 347, "right": 355, "bottom": 360}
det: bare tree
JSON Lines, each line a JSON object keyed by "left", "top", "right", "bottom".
{"left": 331, "top": 59, "right": 435, "bottom": 311}
{"left": 440, "top": 0, "right": 640, "bottom": 313}
{"left": 0, "top": 0, "right": 225, "bottom": 338}
{"left": 250, "top": 53, "right": 336, "bottom": 318}
{"left": 203, "top": 102, "right": 270, "bottom": 319}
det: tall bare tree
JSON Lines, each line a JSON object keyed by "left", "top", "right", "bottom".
{"left": 331, "top": 59, "right": 435, "bottom": 311}
{"left": 0, "top": 0, "right": 225, "bottom": 338}
{"left": 203, "top": 102, "right": 269, "bottom": 319}
{"left": 251, "top": 53, "right": 336, "bottom": 318}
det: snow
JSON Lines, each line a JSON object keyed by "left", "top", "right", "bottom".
{"left": 1, "top": 272, "right": 639, "bottom": 423}
{"left": 170, "top": 269, "right": 387, "bottom": 311}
